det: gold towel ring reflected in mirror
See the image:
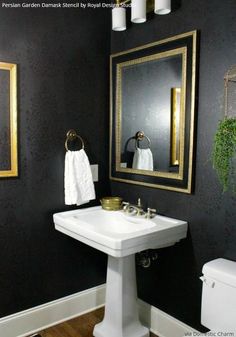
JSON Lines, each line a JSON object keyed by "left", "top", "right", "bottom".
{"left": 65, "top": 129, "right": 85, "bottom": 151}
{"left": 135, "top": 131, "right": 151, "bottom": 149}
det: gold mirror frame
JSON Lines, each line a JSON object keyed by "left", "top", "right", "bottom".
{"left": 0, "top": 62, "right": 18, "bottom": 178}
{"left": 110, "top": 31, "right": 198, "bottom": 193}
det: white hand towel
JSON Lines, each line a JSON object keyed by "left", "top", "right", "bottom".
{"left": 132, "top": 148, "right": 154, "bottom": 171}
{"left": 64, "top": 149, "right": 96, "bottom": 206}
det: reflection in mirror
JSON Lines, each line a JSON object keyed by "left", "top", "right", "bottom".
{"left": 110, "top": 31, "right": 198, "bottom": 193}
{"left": 119, "top": 51, "right": 184, "bottom": 174}
{"left": 171, "top": 87, "right": 181, "bottom": 166}
{"left": 0, "top": 62, "right": 18, "bottom": 178}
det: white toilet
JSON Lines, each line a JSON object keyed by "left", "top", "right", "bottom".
{"left": 199, "top": 258, "right": 236, "bottom": 335}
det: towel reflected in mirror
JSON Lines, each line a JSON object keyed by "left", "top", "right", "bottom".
{"left": 132, "top": 148, "right": 154, "bottom": 171}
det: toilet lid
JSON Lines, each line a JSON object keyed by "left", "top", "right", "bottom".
{"left": 202, "top": 258, "right": 236, "bottom": 288}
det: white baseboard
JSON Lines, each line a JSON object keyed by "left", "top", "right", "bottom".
{"left": 0, "top": 284, "right": 106, "bottom": 337}
{"left": 0, "top": 283, "right": 199, "bottom": 337}
{"left": 138, "top": 299, "right": 200, "bottom": 337}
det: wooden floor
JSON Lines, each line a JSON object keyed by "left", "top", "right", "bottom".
{"left": 34, "top": 307, "right": 158, "bottom": 337}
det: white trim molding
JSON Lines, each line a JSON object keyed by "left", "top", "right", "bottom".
{"left": 138, "top": 299, "right": 200, "bottom": 337}
{"left": 0, "top": 283, "right": 199, "bottom": 337}
{"left": 0, "top": 284, "right": 106, "bottom": 337}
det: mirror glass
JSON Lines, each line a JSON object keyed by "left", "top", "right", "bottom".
{"left": 120, "top": 51, "right": 184, "bottom": 173}
{"left": 110, "top": 31, "right": 198, "bottom": 193}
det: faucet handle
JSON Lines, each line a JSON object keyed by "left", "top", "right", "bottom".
{"left": 146, "top": 208, "right": 157, "bottom": 219}
{"left": 122, "top": 201, "right": 130, "bottom": 212}
{"left": 137, "top": 198, "right": 142, "bottom": 208}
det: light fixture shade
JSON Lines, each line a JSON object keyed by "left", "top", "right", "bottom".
{"left": 154, "top": 0, "right": 171, "bottom": 15}
{"left": 131, "top": 0, "right": 146, "bottom": 24}
{"left": 112, "top": 7, "right": 126, "bottom": 31}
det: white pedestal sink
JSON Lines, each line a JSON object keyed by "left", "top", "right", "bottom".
{"left": 53, "top": 206, "right": 187, "bottom": 337}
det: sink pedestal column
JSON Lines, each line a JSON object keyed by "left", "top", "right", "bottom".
{"left": 93, "top": 254, "right": 149, "bottom": 337}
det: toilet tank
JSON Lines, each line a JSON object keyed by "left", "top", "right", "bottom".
{"left": 201, "top": 258, "right": 236, "bottom": 332}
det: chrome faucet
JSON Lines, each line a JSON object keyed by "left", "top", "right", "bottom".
{"left": 122, "top": 198, "right": 145, "bottom": 216}
{"left": 122, "top": 199, "right": 156, "bottom": 218}
{"left": 129, "top": 198, "right": 145, "bottom": 216}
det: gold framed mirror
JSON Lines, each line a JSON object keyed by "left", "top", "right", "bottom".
{"left": 110, "top": 31, "right": 198, "bottom": 193}
{"left": 0, "top": 62, "right": 18, "bottom": 178}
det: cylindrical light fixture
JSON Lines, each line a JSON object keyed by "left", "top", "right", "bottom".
{"left": 131, "top": 0, "right": 146, "bottom": 24}
{"left": 112, "top": 6, "right": 126, "bottom": 31}
{"left": 154, "top": 0, "right": 171, "bottom": 15}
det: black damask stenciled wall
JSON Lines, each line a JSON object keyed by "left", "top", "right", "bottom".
{"left": 0, "top": 2, "right": 110, "bottom": 317}
{"left": 1, "top": 0, "right": 236, "bottom": 332}
{"left": 111, "top": 0, "right": 236, "bottom": 331}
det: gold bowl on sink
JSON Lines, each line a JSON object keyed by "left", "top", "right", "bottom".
{"left": 100, "top": 196, "right": 123, "bottom": 211}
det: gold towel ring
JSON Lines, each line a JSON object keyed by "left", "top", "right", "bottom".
{"left": 65, "top": 129, "right": 85, "bottom": 151}
{"left": 135, "top": 131, "right": 151, "bottom": 149}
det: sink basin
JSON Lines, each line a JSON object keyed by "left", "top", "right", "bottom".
{"left": 53, "top": 205, "right": 187, "bottom": 337}
{"left": 53, "top": 206, "right": 187, "bottom": 257}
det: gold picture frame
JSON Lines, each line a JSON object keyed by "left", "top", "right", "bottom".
{"left": 0, "top": 62, "right": 18, "bottom": 178}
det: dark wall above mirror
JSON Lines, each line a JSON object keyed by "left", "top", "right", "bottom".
{"left": 110, "top": 31, "right": 198, "bottom": 193}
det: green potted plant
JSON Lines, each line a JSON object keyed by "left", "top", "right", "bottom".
{"left": 212, "top": 117, "right": 236, "bottom": 192}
